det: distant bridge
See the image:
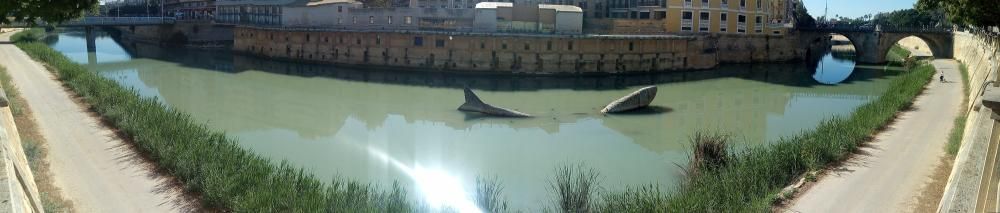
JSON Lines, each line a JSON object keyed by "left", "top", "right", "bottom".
{"left": 1, "top": 16, "right": 175, "bottom": 28}
{"left": 799, "top": 25, "right": 954, "bottom": 64}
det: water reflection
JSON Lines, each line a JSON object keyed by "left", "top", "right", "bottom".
{"left": 813, "top": 45, "right": 858, "bottom": 84}
{"left": 48, "top": 29, "right": 899, "bottom": 211}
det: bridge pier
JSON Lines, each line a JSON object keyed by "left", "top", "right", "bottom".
{"left": 85, "top": 27, "right": 97, "bottom": 64}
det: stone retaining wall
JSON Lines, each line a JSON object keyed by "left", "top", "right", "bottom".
{"left": 0, "top": 89, "right": 43, "bottom": 212}
{"left": 233, "top": 26, "right": 804, "bottom": 75}
{"left": 939, "top": 30, "right": 1000, "bottom": 212}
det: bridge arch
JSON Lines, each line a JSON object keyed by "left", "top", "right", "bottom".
{"left": 799, "top": 28, "right": 954, "bottom": 64}
{"left": 877, "top": 33, "right": 953, "bottom": 61}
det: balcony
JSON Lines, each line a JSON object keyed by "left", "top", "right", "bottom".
{"left": 638, "top": 0, "right": 661, "bottom": 7}
{"left": 681, "top": 19, "right": 693, "bottom": 31}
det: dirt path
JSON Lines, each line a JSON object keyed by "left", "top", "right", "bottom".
{"left": 0, "top": 31, "right": 197, "bottom": 212}
{"left": 788, "top": 59, "right": 963, "bottom": 212}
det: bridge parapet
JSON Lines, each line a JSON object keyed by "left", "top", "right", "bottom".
{"left": 798, "top": 25, "right": 953, "bottom": 34}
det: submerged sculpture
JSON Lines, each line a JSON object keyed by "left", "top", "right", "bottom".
{"left": 602, "top": 86, "right": 658, "bottom": 113}
{"left": 458, "top": 88, "right": 532, "bottom": 117}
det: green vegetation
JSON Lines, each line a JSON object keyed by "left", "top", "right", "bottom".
{"left": 824, "top": 9, "right": 949, "bottom": 27}
{"left": 0, "top": 65, "right": 73, "bottom": 211}
{"left": 918, "top": 0, "right": 1000, "bottom": 26}
{"left": 12, "top": 30, "right": 416, "bottom": 212}
{"left": 551, "top": 163, "right": 600, "bottom": 213}
{"left": 599, "top": 63, "right": 935, "bottom": 211}
{"left": 887, "top": 45, "right": 916, "bottom": 69}
{"left": 793, "top": 2, "right": 816, "bottom": 28}
{"left": 0, "top": 0, "right": 97, "bottom": 25}
{"left": 946, "top": 63, "right": 971, "bottom": 155}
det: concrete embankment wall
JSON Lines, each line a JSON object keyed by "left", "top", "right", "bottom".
{"left": 939, "top": 30, "right": 1000, "bottom": 212}
{"left": 232, "top": 26, "right": 804, "bottom": 75}
{"left": 114, "top": 22, "right": 233, "bottom": 46}
{"left": 0, "top": 89, "right": 44, "bottom": 212}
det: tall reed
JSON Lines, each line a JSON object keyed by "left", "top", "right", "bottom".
{"left": 552, "top": 163, "right": 600, "bottom": 213}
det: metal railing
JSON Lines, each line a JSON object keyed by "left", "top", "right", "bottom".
{"left": 1, "top": 16, "right": 174, "bottom": 27}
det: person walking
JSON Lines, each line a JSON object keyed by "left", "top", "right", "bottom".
{"left": 940, "top": 74, "right": 946, "bottom": 82}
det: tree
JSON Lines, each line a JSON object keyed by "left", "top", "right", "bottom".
{"left": 0, "top": 0, "right": 98, "bottom": 24}
{"left": 917, "top": 0, "right": 1000, "bottom": 26}
{"left": 793, "top": 1, "right": 816, "bottom": 28}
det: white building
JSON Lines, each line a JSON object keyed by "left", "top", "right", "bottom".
{"left": 473, "top": 2, "right": 582, "bottom": 34}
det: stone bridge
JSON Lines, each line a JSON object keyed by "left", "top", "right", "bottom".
{"left": 800, "top": 26, "right": 954, "bottom": 64}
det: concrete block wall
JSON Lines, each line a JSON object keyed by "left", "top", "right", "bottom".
{"left": 953, "top": 32, "right": 999, "bottom": 110}
{"left": 234, "top": 27, "right": 804, "bottom": 75}
{"left": 938, "top": 30, "right": 999, "bottom": 212}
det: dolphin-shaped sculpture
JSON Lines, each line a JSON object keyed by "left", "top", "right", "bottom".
{"left": 601, "top": 86, "right": 658, "bottom": 113}
{"left": 458, "top": 88, "right": 532, "bottom": 117}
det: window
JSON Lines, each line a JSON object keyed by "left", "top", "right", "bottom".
{"left": 720, "top": 13, "right": 728, "bottom": 32}
{"left": 338, "top": 6, "right": 343, "bottom": 12}
{"left": 755, "top": 15, "right": 763, "bottom": 33}
{"left": 756, "top": 0, "right": 761, "bottom": 9}
{"left": 435, "top": 39, "right": 445, "bottom": 47}
{"left": 338, "top": 18, "right": 342, "bottom": 24}
{"left": 369, "top": 16, "right": 374, "bottom": 24}
{"left": 567, "top": 41, "right": 573, "bottom": 50}
{"left": 376, "top": 35, "right": 381, "bottom": 45}
{"left": 740, "top": 0, "right": 746, "bottom": 8}
{"left": 387, "top": 16, "right": 392, "bottom": 25}
{"left": 480, "top": 42, "right": 485, "bottom": 49}
{"left": 681, "top": 11, "right": 693, "bottom": 31}
{"left": 524, "top": 43, "right": 529, "bottom": 50}
{"left": 405, "top": 16, "right": 412, "bottom": 24}
{"left": 699, "top": 12, "right": 710, "bottom": 32}
{"left": 684, "top": 0, "right": 692, "bottom": 7}
{"left": 414, "top": 36, "right": 423, "bottom": 46}
{"left": 547, "top": 41, "right": 552, "bottom": 51}
{"left": 628, "top": 42, "right": 634, "bottom": 51}
{"left": 737, "top": 14, "right": 747, "bottom": 33}
{"left": 353, "top": 16, "right": 357, "bottom": 24}
{"left": 701, "top": 0, "right": 708, "bottom": 8}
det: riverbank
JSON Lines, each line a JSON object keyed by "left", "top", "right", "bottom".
{"left": 1, "top": 29, "right": 201, "bottom": 212}
{"left": 9, "top": 28, "right": 426, "bottom": 212}
{"left": 0, "top": 65, "right": 72, "bottom": 211}
{"left": 594, "top": 56, "right": 935, "bottom": 211}
{"left": 788, "top": 59, "right": 958, "bottom": 212}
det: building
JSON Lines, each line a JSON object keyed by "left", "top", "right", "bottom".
{"left": 473, "top": 2, "right": 583, "bottom": 34}
{"left": 585, "top": 0, "right": 794, "bottom": 35}
{"left": 165, "top": 0, "right": 216, "bottom": 20}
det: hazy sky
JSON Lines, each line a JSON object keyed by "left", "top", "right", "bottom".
{"left": 802, "top": 0, "right": 918, "bottom": 18}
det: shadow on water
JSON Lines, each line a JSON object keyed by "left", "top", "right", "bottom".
{"left": 71, "top": 28, "right": 900, "bottom": 91}
{"left": 605, "top": 106, "right": 674, "bottom": 116}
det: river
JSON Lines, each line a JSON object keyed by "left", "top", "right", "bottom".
{"left": 47, "top": 29, "right": 892, "bottom": 211}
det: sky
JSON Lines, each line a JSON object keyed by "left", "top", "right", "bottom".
{"left": 801, "top": 0, "right": 918, "bottom": 18}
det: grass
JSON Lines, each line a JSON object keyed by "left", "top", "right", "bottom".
{"left": 12, "top": 29, "right": 417, "bottom": 212}
{"left": 474, "top": 176, "right": 509, "bottom": 213}
{"left": 551, "top": 163, "right": 600, "bottom": 213}
{"left": 599, "top": 62, "right": 935, "bottom": 211}
{"left": 946, "top": 63, "right": 972, "bottom": 155}
{"left": 0, "top": 65, "right": 73, "bottom": 212}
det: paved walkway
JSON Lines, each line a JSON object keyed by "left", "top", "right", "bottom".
{"left": 0, "top": 31, "right": 196, "bottom": 212}
{"left": 788, "top": 59, "right": 963, "bottom": 212}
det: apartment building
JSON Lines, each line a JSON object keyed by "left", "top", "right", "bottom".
{"left": 596, "top": 0, "right": 794, "bottom": 35}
